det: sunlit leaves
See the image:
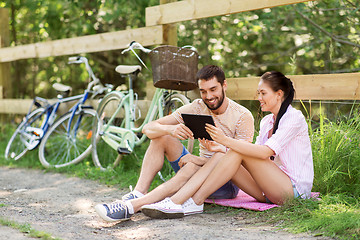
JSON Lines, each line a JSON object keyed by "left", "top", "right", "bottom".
{"left": 0, "top": 0, "right": 359, "bottom": 98}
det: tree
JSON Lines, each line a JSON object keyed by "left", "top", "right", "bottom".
{"left": 0, "top": 0, "right": 359, "bottom": 98}
{"left": 178, "top": 0, "right": 360, "bottom": 77}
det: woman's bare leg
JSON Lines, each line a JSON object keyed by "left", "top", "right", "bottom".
{"left": 169, "top": 151, "right": 230, "bottom": 205}
{"left": 174, "top": 150, "right": 293, "bottom": 205}
{"left": 129, "top": 162, "right": 200, "bottom": 212}
{"left": 240, "top": 154, "right": 293, "bottom": 204}
{"left": 229, "top": 164, "right": 265, "bottom": 202}
{"left": 128, "top": 152, "right": 225, "bottom": 212}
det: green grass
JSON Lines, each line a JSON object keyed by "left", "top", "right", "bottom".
{"left": 0, "top": 106, "right": 359, "bottom": 239}
{"left": 0, "top": 217, "right": 62, "bottom": 240}
{"left": 311, "top": 109, "right": 360, "bottom": 197}
{"left": 264, "top": 196, "right": 359, "bottom": 239}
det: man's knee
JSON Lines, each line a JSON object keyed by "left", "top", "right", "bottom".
{"left": 154, "top": 134, "right": 177, "bottom": 143}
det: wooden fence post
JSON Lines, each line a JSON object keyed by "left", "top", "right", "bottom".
{"left": 160, "top": 0, "right": 178, "bottom": 46}
{"left": 0, "top": 8, "right": 11, "bottom": 99}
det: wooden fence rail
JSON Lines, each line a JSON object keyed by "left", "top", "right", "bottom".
{"left": 0, "top": 26, "right": 164, "bottom": 63}
{"left": 1, "top": 72, "right": 359, "bottom": 115}
{"left": 146, "top": 0, "right": 311, "bottom": 26}
{"left": 226, "top": 73, "right": 360, "bottom": 100}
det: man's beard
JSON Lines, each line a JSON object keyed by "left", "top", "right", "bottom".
{"left": 203, "top": 89, "right": 225, "bottom": 111}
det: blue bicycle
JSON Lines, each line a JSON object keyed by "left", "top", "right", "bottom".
{"left": 5, "top": 56, "right": 111, "bottom": 168}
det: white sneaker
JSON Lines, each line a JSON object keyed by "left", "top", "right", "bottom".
{"left": 182, "top": 198, "right": 204, "bottom": 216}
{"left": 141, "top": 198, "right": 184, "bottom": 219}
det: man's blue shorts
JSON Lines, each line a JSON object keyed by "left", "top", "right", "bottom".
{"left": 169, "top": 146, "right": 239, "bottom": 199}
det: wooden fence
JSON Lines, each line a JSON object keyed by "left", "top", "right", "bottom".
{"left": 2, "top": 71, "right": 359, "bottom": 115}
{"left": 1, "top": 0, "right": 359, "bottom": 116}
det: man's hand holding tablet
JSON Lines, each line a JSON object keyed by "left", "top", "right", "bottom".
{"left": 170, "top": 122, "right": 194, "bottom": 140}
{"left": 181, "top": 114, "right": 215, "bottom": 140}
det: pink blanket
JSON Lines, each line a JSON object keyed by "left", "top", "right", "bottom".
{"left": 205, "top": 190, "right": 320, "bottom": 211}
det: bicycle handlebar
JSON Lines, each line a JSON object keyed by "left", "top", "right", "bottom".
{"left": 181, "top": 45, "right": 197, "bottom": 52}
{"left": 121, "top": 41, "right": 197, "bottom": 54}
{"left": 68, "top": 56, "right": 83, "bottom": 63}
{"left": 67, "top": 56, "right": 112, "bottom": 96}
{"left": 121, "top": 41, "right": 199, "bottom": 74}
{"left": 121, "top": 41, "right": 152, "bottom": 54}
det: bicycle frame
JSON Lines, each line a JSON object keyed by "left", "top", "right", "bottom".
{"left": 65, "top": 90, "right": 91, "bottom": 139}
{"left": 100, "top": 87, "right": 166, "bottom": 153}
{"left": 96, "top": 41, "right": 195, "bottom": 156}
{"left": 6, "top": 55, "right": 114, "bottom": 162}
{"left": 21, "top": 91, "right": 90, "bottom": 151}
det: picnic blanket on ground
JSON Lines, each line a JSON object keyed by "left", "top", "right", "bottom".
{"left": 205, "top": 189, "right": 320, "bottom": 211}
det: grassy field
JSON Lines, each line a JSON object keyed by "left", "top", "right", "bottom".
{"left": 0, "top": 105, "right": 359, "bottom": 240}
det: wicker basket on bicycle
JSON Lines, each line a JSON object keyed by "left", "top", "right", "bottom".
{"left": 149, "top": 45, "right": 199, "bottom": 91}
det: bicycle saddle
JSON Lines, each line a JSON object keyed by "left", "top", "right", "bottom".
{"left": 52, "top": 83, "right": 72, "bottom": 92}
{"left": 115, "top": 65, "right": 142, "bottom": 75}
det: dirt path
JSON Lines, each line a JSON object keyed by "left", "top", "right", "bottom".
{"left": 0, "top": 167, "right": 331, "bottom": 240}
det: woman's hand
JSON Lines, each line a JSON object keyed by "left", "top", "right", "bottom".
{"left": 178, "top": 154, "right": 207, "bottom": 167}
{"left": 205, "top": 123, "right": 229, "bottom": 145}
{"left": 199, "top": 138, "right": 226, "bottom": 153}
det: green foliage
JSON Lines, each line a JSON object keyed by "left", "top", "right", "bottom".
{"left": 1, "top": 0, "right": 360, "bottom": 99}
{"left": 310, "top": 106, "right": 360, "bottom": 197}
{"left": 1, "top": 0, "right": 160, "bottom": 98}
{"left": 178, "top": 0, "right": 360, "bottom": 77}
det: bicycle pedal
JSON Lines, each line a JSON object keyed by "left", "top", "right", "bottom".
{"left": 117, "top": 147, "right": 131, "bottom": 155}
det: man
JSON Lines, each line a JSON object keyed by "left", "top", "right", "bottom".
{"left": 95, "top": 65, "right": 254, "bottom": 222}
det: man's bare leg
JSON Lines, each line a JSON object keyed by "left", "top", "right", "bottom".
{"left": 133, "top": 135, "right": 185, "bottom": 195}
{"left": 95, "top": 135, "right": 212, "bottom": 221}
{"left": 126, "top": 152, "right": 224, "bottom": 213}
{"left": 129, "top": 161, "right": 201, "bottom": 212}
{"left": 94, "top": 134, "right": 198, "bottom": 222}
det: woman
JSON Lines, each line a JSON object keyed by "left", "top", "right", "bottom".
{"left": 141, "top": 71, "right": 314, "bottom": 218}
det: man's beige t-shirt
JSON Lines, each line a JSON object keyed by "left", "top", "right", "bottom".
{"left": 172, "top": 98, "right": 254, "bottom": 158}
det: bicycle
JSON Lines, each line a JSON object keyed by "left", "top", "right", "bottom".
{"left": 5, "top": 56, "right": 111, "bottom": 169}
{"left": 91, "top": 41, "right": 199, "bottom": 171}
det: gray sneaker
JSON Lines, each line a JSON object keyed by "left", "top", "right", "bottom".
{"left": 95, "top": 200, "right": 132, "bottom": 222}
{"left": 122, "top": 191, "right": 139, "bottom": 201}
{"left": 121, "top": 186, "right": 142, "bottom": 201}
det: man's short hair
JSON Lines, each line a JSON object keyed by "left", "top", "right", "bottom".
{"left": 196, "top": 65, "right": 225, "bottom": 85}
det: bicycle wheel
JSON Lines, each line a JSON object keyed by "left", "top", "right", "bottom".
{"left": 5, "top": 107, "right": 46, "bottom": 160}
{"left": 163, "top": 93, "right": 194, "bottom": 152}
{"left": 163, "top": 93, "right": 190, "bottom": 116}
{"left": 157, "top": 93, "right": 193, "bottom": 181}
{"left": 38, "top": 108, "right": 96, "bottom": 168}
{"left": 92, "top": 91, "right": 128, "bottom": 170}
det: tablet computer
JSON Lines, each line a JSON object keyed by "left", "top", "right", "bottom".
{"left": 181, "top": 113, "right": 215, "bottom": 140}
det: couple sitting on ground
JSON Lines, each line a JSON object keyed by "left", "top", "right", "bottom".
{"left": 95, "top": 65, "right": 314, "bottom": 222}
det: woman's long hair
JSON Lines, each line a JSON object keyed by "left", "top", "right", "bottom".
{"left": 261, "top": 71, "right": 295, "bottom": 135}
